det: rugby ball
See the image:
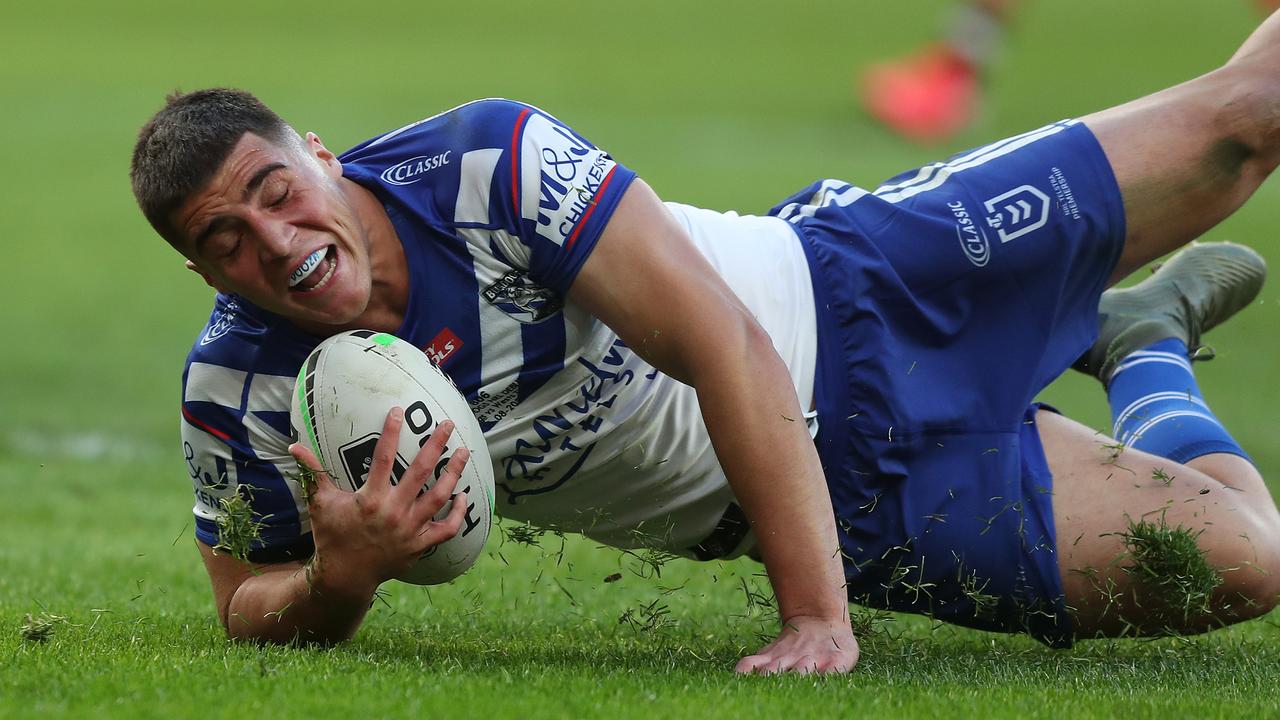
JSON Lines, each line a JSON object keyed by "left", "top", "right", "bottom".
{"left": 290, "top": 330, "right": 494, "bottom": 585}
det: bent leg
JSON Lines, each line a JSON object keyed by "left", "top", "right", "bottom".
{"left": 1040, "top": 410, "right": 1280, "bottom": 637}
{"left": 1083, "top": 11, "right": 1280, "bottom": 283}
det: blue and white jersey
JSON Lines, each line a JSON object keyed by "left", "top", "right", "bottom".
{"left": 181, "top": 99, "right": 818, "bottom": 563}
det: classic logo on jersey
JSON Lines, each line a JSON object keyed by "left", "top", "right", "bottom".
{"left": 983, "top": 185, "right": 1050, "bottom": 244}
{"left": 424, "top": 327, "right": 463, "bottom": 366}
{"left": 948, "top": 200, "right": 990, "bottom": 267}
{"left": 524, "top": 115, "right": 616, "bottom": 248}
{"left": 482, "top": 271, "right": 562, "bottom": 323}
{"left": 200, "top": 300, "right": 240, "bottom": 345}
{"left": 338, "top": 433, "right": 409, "bottom": 489}
{"left": 380, "top": 151, "right": 452, "bottom": 186}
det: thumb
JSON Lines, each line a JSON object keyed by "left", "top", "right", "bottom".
{"left": 289, "top": 442, "right": 333, "bottom": 502}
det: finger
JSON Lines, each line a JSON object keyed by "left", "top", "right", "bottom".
{"left": 757, "top": 657, "right": 786, "bottom": 676}
{"left": 414, "top": 446, "right": 467, "bottom": 519}
{"left": 820, "top": 655, "right": 857, "bottom": 674}
{"left": 417, "top": 490, "right": 467, "bottom": 550}
{"left": 398, "top": 420, "right": 455, "bottom": 500}
{"left": 734, "top": 654, "right": 777, "bottom": 675}
{"left": 781, "top": 655, "right": 818, "bottom": 675}
{"left": 361, "top": 407, "right": 405, "bottom": 496}
{"left": 289, "top": 443, "right": 334, "bottom": 500}
{"left": 811, "top": 647, "right": 858, "bottom": 674}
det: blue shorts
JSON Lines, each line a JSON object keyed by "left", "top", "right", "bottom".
{"left": 772, "top": 121, "right": 1126, "bottom": 647}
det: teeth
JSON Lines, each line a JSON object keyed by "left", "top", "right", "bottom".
{"left": 289, "top": 249, "right": 326, "bottom": 288}
{"left": 309, "top": 253, "right": 337, "bottom": 291}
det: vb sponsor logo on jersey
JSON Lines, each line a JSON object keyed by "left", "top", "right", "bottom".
{"left": 483, "top": 271, "right": 562, "bottom": 323}
{"left": 424, "top": 327, "right": 462, "bottom": 366}
{"left": 380, "top": 150, "right": 452, "bottom": 186}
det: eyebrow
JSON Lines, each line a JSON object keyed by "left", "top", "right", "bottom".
{"left": 192, "top": 162, "right": 288, "bottom": 255}
{"left": 242, "top": 162, "right": 287, "bottom": 201}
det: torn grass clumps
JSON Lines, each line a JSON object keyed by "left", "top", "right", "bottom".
{"left": 503, "top": 522, "right": 550, "bottom": 547}
{"left": 1118, "top": 515, "right": 1222, "bottom": 626}
{"left": 213, "top": 488, "right": 266, "bottom": 564}
{"left": 21, "top": 612, "right": 67, "bottom": 643}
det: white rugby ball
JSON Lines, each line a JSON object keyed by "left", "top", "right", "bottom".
{"left": 290, "top": 330, "right": 494, "bottom": 585}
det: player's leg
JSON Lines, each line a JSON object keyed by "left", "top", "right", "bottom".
{"left": 1081, "top": 10, "right": 1280, "bottom": 283}
{"left": 1042, "top": 410, "right": 1280, "bottom": 636}
{"left": 1047, "top": 233, "right": 1277, "bottom": 636}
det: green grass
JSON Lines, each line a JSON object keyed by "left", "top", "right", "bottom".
{"left": 3, "top": 0, "right": 1280, "bottom": 716}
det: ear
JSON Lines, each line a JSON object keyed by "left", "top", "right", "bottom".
{"left": 305, "top": 132, "right": 343, "bottom": 178}
{"left": 186, "top": 259, "right": 224, "bottom": 292}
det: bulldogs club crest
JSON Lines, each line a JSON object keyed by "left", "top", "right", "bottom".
{"left": 483, "top": 271, "right": 563, "bottom": 323}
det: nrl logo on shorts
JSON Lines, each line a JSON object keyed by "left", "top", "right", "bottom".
{"left": 483, "top": 271, "right": 562, "bottom": 323}
{"left": 983, "top": 185, "right": 1050, "bottom": 244}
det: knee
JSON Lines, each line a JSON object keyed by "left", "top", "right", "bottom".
{"left": 1208, "top": 62, "right": 1280, "bottom": 170}
{"left": 1216, "top": 515, "right": 1280, "bottom": 619}
{"left": 1220, "top": 562, "right": 1279, "bottom": 621}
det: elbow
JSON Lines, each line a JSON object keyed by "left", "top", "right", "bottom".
{"left": 222, "top": 612, "right": 349, "bottom": 648}
{"left": 723, "top": 306, "right": 783, "bottom": 371}
{"left": 682, "top": 305, "right": 788, "bottom": 392}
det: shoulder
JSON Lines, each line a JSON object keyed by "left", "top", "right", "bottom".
{"left": 183, "top": 295, "right": 317, "bottom": 404}
{"left": 339, "top": 99, "right": 543, "bottom": 162}
{"left": 337, "top": 98, "right": 611, "bottom": 169}
{"left": 337, "top": 99, "right": 555, "bottom": 197}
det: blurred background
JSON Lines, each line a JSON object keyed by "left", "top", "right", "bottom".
{"left": 1, "top": 0, "right": 1276, "bottom": 662}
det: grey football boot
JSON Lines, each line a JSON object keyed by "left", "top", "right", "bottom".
{"left": 1073, "top": 242, "right": 1267, "bottom": 384}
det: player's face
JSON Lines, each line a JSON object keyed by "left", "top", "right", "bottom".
{"left": 174, "top": 132, "right": 374, "bottom": 329}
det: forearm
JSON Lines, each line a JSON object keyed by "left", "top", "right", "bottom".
{"left": 692, "top": 321, "right": 848, "bottom": 625}
{"left": 223, "top": 559, "right": 377, "bottom": 645}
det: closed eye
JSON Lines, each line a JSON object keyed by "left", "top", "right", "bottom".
{"left": 204, "top": 229, "right": 241, "bottom": 259}
{"left": 218, "top": 237, "right": 242, "bottom": 259}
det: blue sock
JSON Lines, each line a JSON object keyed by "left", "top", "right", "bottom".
{"left": 1107, "top": 338, "right": 1250, "bottom": 464}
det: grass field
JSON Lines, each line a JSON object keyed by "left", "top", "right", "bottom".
{"left": 3, "top": 1, "right": 1279, "bottom": 717}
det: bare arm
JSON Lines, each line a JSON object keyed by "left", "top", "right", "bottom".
{"left": 199, "top": 411, "right": 468, "bottom": 645}
{"left": 198, "top": 541, "right": 372, "bottom": 645}
{"left": 570, "top": 179, "right": 857, "bottom": 674}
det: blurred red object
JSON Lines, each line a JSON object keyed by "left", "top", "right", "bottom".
{"left": 860, "top": 44, "right": 979, "bottom": 143}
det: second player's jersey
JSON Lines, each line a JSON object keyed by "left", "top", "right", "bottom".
{"left": 181, "top": 99, "right": 817, "bottom": 563}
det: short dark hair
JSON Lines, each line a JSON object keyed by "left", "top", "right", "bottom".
{"left": 130, "top": 88, "right": 295, "bottom": 247}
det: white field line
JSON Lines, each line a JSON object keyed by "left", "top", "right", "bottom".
{"left": 6, "top": 429, "right": 167, "bottom": 462}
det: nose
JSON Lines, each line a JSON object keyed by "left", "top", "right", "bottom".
{"left": 250, "top": 213, "right": 295, "bottom": 261}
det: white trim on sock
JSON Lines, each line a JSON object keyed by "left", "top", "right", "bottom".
{"left": 1112, "top": 391, "right": 1209, "bottom": 438}
{"left": 1121, "top": 410, "right": 1218, "bottom": 448}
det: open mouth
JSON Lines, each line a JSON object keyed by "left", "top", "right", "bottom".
{"left": 288, "top": 246, "right": 337, "bottom": 293}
